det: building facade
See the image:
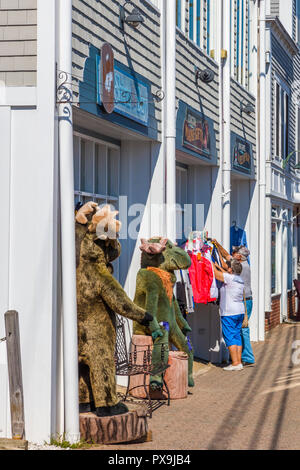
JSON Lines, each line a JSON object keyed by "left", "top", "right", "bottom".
{"left": 264, "top": 0, "right": 300, "bottom": 330}
{"left": 0, "top": 0, "right": 299, "bottom": 444}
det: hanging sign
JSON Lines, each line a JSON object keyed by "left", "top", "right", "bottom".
{"left": 96, "top": 50, "right": 149, "bottom": 125}
{"left": 101, "top": 43, "right": 114, "bottom": 114}
{"left": 114, "top": 65, "right": 149, "bottom": 126}
{"left": 231, "top": 132, "right": 252, "bottom": 174}
{"left": 183, "top": 108, "right": 211, "bottom": 157}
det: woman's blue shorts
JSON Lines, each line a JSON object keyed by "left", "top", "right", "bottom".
{"left": 221, "top": 314, "right": 244, "bottom": 347}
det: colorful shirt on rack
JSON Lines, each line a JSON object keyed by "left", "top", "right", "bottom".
{"left": 188, "top": 253, "right": 217, "bottom": 304}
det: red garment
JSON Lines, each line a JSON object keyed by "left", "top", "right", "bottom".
{"left": 188, "top": 253, "right": 217, "bottom": 304}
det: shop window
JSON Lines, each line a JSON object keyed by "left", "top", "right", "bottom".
{"left": 271, "top": 221, "right": 277, "bottom": 294}
{"left": 73, "top": 134, "right": 120, "bottom": 210}
{"left": 274, "top": 78, "right": 290, "bottom": 161}
{"left": 74, "top": 134, "right": 120, "bottom": 278}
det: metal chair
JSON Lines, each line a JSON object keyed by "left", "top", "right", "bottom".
{"left": 114, "top": 315, "right": 170, "bottom": 418}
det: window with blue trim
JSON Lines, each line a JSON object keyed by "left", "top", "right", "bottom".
{"left": 176, "top": 0, "right": 182, "bottom": 29}
{"left": 189, "top": 0, "right": 194, "bottom": 40}
{"left": 232, "top": 0, "right": 250, "bottom": 88}
{"left": 188, "top": 0, "right": 211, "bottom": 54}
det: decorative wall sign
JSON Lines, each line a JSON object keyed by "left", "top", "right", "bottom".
{"left": 176, "top": 101, "right": 217, "bottom": 164}
{"left": 96, "top": 53, "right": 149, "bottom": 126}
{"left": 231, "top": 132, "right": 252, "bottom": 175}
{"left": 114, "top": 65, "right": 149, "bottom": 126}
{"left": 183, "top": 108, "right": 211, "bottom": 157}
{"left": 101, "top": 43, "right": 114, "bottom": 114}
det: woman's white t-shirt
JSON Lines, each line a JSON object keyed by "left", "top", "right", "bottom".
{"left": 220, "top": 273, "right": 245, "bottom": 317}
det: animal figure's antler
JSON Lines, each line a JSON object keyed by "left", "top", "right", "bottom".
{"left": 139, "top": 237, "right": 168, "bottom": 254}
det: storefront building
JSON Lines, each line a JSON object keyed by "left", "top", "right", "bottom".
{"left": 264, "top": 1, "right": 300, "bottom": 330}
{"left": 0, "top": 0, "right": 299, "bottom": 445}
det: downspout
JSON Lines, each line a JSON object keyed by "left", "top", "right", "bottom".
{"left": 265, "top": 23, "right": 272, "bottom": 314}
{"left": 258, "top": 0, "right": 267, "bottom": 341}
{"left": 222, "top": 0, "right": 232, "bottom": 251}
{"left": 165, "top": 0, "right": 177, "bottom": 241}
{"left": 57, "top": 0, "right": 80, "bottom": 442}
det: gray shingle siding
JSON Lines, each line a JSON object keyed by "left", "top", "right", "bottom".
{"left": 176, "top": 29, "right": 220, "bottom": 157}
{"left": 72, "top": 0, "right": 162, "bottom": 138}
{"left": 230, "top": 78, "right": 257, "bottom": 175}
{"left": 0, "top": 0, "right": 37, "bottom": 86}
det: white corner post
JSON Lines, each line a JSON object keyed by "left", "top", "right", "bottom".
{"left": 57, "top": 0, "right": 80, "bottom": 442}
{"left": 258, "top": 0, "right": 266, "bottom": 341}
{"left": 164, "top": 0, "right": 177, "bottom": 241}
{"left": 222, "top": 0, "right": 232, "bottom": 251}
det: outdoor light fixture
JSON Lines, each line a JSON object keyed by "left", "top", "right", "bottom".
{"left": 240, "top": 101, "right": 255, "bottom": 115}
{"left": 119, "top": 1, "right": 145, "bottom": 31}
{"left": 195, "top": 67, "right": 215, "bottom": 85}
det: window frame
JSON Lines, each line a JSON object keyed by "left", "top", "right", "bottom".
{"left": 274, "top": 76, "right": 291, "bottom": 162}
{"left": 73, "top": 132, "right": 120, "bottom": 207}
{"left": 187, "top": 0, "right": 212, "bottom": 53}
{"left": 231, "top": 0, "right": 250, "bottom": 88}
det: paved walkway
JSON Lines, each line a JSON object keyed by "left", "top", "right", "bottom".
{"left": 94, "top": 323, "right": 300, "bottom": 450}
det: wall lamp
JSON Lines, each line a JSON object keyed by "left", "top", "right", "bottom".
{"left": 240, "top": 101, "right": 255, "bottom": 115}
{"left": 119, "top": 1, "right": 145, "bottom": 31}
{"left": 195, "top": 67, "right": 215, "bottom": 85}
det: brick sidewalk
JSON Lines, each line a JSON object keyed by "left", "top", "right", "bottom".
{"left": 91, "top": 323, "right": 300, "bottom": 450}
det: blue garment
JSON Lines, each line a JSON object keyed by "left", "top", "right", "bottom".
{"left": 230, "top": 226, "right": 248, "bottom": 254}
{"left": 211, "top": 245, "right": 223, "bottom": 289}
{"left": 241, "top": 299, "right": 255, "bottom": 363}
{"left": 221, "top": 314, "right": 244, "bottom": 347}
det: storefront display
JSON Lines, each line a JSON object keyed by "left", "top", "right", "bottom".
{"left": 184, "top": 231, "right": 224, "bottom": 305}
{"left": 133, "top": 237, "right": 195, "bottom": 389}
{"left": 75, "top": 203, "right": 152, "bottom": 417}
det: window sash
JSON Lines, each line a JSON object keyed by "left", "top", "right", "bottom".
{"left": 73, "top": 134, "right": 120, "bottom": 208}
{"left": 274, "top": 79, "right": 290, "bottom": 160}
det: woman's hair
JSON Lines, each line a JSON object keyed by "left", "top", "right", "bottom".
{"left": 231, "top": 259, "right": 243, "bottom": 275}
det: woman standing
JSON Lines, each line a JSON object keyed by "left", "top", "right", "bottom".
{"left": 213, "top": 260, "right": 245, "bottom": 371}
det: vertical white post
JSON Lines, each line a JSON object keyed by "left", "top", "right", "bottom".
{"left": 165, "top": 0, "right": 177, "bottom": 241}
{"left": 57, "top": 0, "right": 80, "bottom": 443}
{"left": 222, "top": 0, "right": 232, "bottom": 251}
{"left": 258, "top": 0, "right": 266, "bottom": 340}
{"left": 264, "top": 24, "right": 272, "bottom": 314}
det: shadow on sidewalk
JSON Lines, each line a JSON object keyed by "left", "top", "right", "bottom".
{"left": 207, "top": 324, "right": 299, "bottom": 450}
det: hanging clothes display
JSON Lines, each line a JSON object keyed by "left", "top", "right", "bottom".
{"left": 230, "top": 223, "right": 248, "bottom": 254}
{"left": 184, "top": 231, "right": 218, "bottom": 305}
{"left": 175, "top": 269, "right": 194, "bottom": 316}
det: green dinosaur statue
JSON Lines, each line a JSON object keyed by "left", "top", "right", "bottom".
{"left": 75, "top": 202, "right": 153, "bottom": 417}
{"left": 133, "top": 237, "right": 194, "bottom": 389}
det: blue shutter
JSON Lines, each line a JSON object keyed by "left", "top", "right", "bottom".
{"left": 206, "top": 0, "right": 210, "bottom": 54}
{"left": 177, "top": 0, "right": 182, "bottom": 29}
{"left": 189, "top": 0, "right": 194, "bottom": 40}
{"left": 196, "top": 0, "right": 201, "bottom": 46}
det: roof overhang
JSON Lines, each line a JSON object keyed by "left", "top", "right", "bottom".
{"left": 266, "top": 16, "right": 299, "bottom": 56}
